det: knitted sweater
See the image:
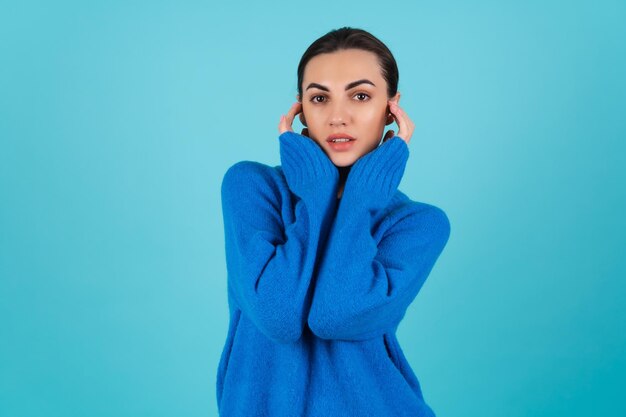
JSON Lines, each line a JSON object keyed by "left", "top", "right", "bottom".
{"left": 217, "top": 131, "right": 451, "bottom": 417}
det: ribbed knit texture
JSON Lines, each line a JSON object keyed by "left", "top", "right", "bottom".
{"left": 217, "top": 131, "right": 451, "bottom": 417}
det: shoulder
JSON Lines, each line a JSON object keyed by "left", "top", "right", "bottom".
{"left": 384, "top": 191, "right": 451, "bottom": 242}
{"left": 221, "top": 160, "right": 287, "bottom": 197}
{"left": 222, "top": 160, "right": 274, "bottom": 186}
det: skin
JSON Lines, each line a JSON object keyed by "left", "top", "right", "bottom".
{"left": 278, "top": 48, "right": 415, "bottom": 198}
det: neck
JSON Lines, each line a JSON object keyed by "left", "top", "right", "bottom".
{"left": 336, "top": 165, "right": 352, "bottom": 198}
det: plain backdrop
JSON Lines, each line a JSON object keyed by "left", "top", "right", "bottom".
{"left": 1, "top": 1, "right": 625, "bottom": 416}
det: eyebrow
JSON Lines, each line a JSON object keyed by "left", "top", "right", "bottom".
{"left": 305, "top": 79, "right": 376, "bottom": 92}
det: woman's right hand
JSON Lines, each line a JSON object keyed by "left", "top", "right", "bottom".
{"left": 278, "top": 102, "right": 309, "bottom": 137}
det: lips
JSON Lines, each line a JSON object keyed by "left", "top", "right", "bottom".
{"left": 326, "top": 133, "right": 356, "bottom": 142}
{"left": 325, "top": 133, "right": 357, "bottom": 152}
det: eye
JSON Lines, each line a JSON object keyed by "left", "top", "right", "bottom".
{"left": 310, "top": 95, "right": 326, "bottom": 103}
{"left": 354, "top": 92, "right": 370, "bottom": 101}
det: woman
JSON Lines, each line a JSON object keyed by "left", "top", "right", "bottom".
{"left": 217, "top": 27, "right": 451, "bottom": 417}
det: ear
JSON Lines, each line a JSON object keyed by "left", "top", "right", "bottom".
{"left": 386, "top": 92, "right": 401, "bottom": 125}
{"left": 296, "top": 93, "right": 307, "bottom": 126}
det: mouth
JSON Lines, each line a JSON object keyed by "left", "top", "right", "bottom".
{"left": 326, "top": 134, "right": 356, "bottom": 152}
{"left": 326, "top": 133, "right": 357, "bottom": 143}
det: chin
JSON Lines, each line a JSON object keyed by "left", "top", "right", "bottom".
{"left": 329, "top": 155, "right": 358, "bottom": 168}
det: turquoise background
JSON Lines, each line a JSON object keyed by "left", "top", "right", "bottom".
{"left": 1, "top": 1, "right": 625, "bottom": 416}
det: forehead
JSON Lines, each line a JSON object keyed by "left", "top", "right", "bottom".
{"left": 303, "top": 49, "right": 384, "bottom": 87}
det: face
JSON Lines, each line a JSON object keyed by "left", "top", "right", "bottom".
{"left": 298, "top": 48, "right": 400, "bottom": 167}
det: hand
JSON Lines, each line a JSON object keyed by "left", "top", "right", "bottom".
{"left": 278, "top": 102, "right": 309, "bottom": 137}
{"left": 383, "top": 101, "right": 414, "bottom": 145}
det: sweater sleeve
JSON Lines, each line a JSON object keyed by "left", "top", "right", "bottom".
{"left": 221, "top": 131, "right": 339, "bottom": 344}
{"left": 307, "top": 137, "right": 451, "bottom": 341}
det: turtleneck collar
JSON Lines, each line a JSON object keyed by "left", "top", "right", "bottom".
{"left": 337, "top": 164, "right": 352, "bottom": 184}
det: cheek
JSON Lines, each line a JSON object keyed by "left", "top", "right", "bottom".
{"left": 301, "top": 105, "right": 324, "bottom": 141}
{"left": 302, "top": 104, "right": 323, "bottom": 125}
{"left": 358, "top": 105, "right": 387, "bottom": 125}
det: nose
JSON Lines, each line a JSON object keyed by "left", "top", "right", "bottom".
{"left": 329, "top": 102, "right": 349, "bottom": 126}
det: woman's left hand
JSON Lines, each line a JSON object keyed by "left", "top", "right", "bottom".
{"left": 383, "top": 101, "right": 414, "bottom": 145}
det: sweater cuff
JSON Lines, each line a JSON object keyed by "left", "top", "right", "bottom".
{"left": 279, "top": 131, "right": 338, "bottom": 191}
{"left": 344, "top": 136, "right": 409, "bottom": 201}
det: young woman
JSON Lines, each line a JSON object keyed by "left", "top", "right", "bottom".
{"left": 217, "top": 27, "right": 451, "bottom": 417}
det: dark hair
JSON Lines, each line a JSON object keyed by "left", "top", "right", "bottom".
{"left": 297, "top": 27, "right": 399, "bottom": 100}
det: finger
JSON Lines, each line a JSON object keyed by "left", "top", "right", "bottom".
{"left": 278, "top": 115, "right": 289, "bottom": 134}
{"left": 389, "top": 102, "right": 405, "bottom": 138}
{"left": 286, "top": 102, "right": 302, "bottom": 125}
{"left": 389, "top": 102, "right": 411, "bottom": 144}
{"left": 288, "top": 102, "right": 303, "bottom": 129}
{"left": 279, "top": 102, "right": 303, "bottom": 134}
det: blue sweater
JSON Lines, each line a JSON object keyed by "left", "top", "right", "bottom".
{"left": 217, "top": 131, "right": 451, "bottom": 417}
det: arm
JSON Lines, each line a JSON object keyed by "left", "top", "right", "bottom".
{"left": 221, "top": 131, "right": 338, "bottom": 344}
{"left": 307, "top": 137, "right": 451, "bottom": 341}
